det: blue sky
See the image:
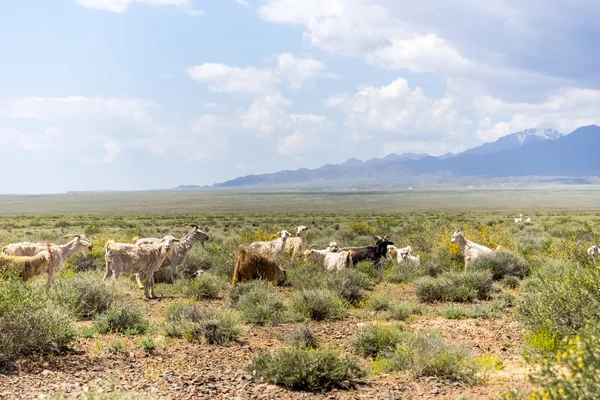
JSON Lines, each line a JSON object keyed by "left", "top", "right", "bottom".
{"left": 1, "top": 0, "right": 600, "bottom": 193}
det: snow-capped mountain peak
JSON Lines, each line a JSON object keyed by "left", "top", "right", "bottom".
{"left": 515, "top": 128, "right": 563, "bottom": 144}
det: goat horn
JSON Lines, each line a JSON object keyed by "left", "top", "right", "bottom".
{"left": 64, "top": 234, "right": 81, "bottom": 239}
{"left": 188, "top": 223, "right": 199, "bottom": 228}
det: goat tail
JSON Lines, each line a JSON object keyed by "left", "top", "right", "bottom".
{"left": 346, "top": 250, "right": 355, "bottom": 268}
{"left": 495, "top": 245, "right": 502, "bottom": 251}
{"left": 105, "top": 240, "right": 115, "bottom": 252}
{"left": 232, "top": 249, "right": 246, "bottom": 287}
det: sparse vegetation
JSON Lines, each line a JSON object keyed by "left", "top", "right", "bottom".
{"left": 93, "top": 304, "right": 150, "bottom": 335}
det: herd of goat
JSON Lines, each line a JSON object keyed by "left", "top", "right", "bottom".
{"left": 1, "top": 220, "right": 599, "bottom": 299}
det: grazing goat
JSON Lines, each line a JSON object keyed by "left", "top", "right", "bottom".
{"left": 248, "top": 230, "right": 291, "bottom": 255}
{"left": 285, "top": 226, "right": 309, "bottom": 256}
{"left": 0, "top": 245, "right": 53, "bottom": 282}
{"left": 2, "top": 234, "right": 93, "bottom": 285}
{"left": 104, "top": 236, "right": 179, "bottom": 299}
{"left": 135, "top": 224, "right": 209, "bottom": 283}
{"left": 400, "top": 251, "right": 421, "bottom": 266}
{"left": 514, "top": 214, "right": 524, "bottom": 224}
{"left": 588, "top": 245, "right": 600, "bottom": 265}
{"left": 342, "top": 236, "right": 394, "bottom": 266}
{"left": 232, "top": 249, "right": 286, "bottom": 287}
{"left": 387, "top": 245, "right": 415, "bottom": 264}
{"left": 524, "top": 217, "right": 533, "bottom": 224}
{"left": 303, "top": 248, "right": 356, "bottom": 271}
{"left": 451, "top": 230, "right": 494, "bottom": 270}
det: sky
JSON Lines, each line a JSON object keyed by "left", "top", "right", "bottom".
{"left": 1, "top": 0, "right": 600, "bottom": 194}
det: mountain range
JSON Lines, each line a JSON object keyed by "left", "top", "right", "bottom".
{"left": 187, "top": 126, "right": 599, "bottom": 189}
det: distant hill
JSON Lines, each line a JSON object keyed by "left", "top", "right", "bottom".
{"left": 444, "top": 128, "right": 563, "bottom": 158}
{"left": 209, "top": 125, "right": 599, "bottom": 188}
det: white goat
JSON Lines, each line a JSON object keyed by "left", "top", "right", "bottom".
{"left": 387, "top": 245, "right": 415, "bottom": 264}
{"left": 514, "top": 214, "right": 524, "bottom": 224}
{"left": 135, "top": 224, "right": 209, "bottom": 283}
{"left": 285, "top": 226, "right": 309, "bottom": 256}
{"left": 400, "top": 251, "right": 421, "bottom": 266}
{"left": 2, "top": 234, "right": 93, "bottom": 285}
{"left": 248, "top": 230, "right": 291, "bottom": 255}
{"left": 451, "top": 230, "right": 494, "bottom": 270}
{"left": 104, "top": 236, "right": 179, "bottom": 299}
{"left": 524, "top": 217, "right": 533, "bottom": 224}
{"left": 588, "top": 245, "right": 600, "bottom": 265}
{"left": 303, "top": 247, "right": 355, "bottom": 271}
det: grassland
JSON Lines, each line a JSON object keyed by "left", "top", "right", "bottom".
{"left": 0, "top": 189, "right": 599, "bottom": 399}
{"left": 0, "top": 185, "right": 599, "bottom": 214}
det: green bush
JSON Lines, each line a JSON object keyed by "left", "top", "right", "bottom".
{"left": 164, "top": 302, "right": 241, "bottom": 345}
{"left": 184, "top": 273, "right": 225, "bottom": 300}
{"left": 249, "top": 348, "right": 365, "bottom": 392}
{"left": 93, "top": 304, "right": 149, "bottom": 335}
{"left": 285, "top": 263, "right": 327, "bottom": 290}
{"left": 228, "top": 280, "right": 268, "bottom": 306}
{"left": 353, "top": 323, "right": 404, "bottom": 358}
{"left": 235, "top": 283, "right": 286, "bottom": 325}
{"left": 107, "top": 339, "right": 126, "bottom": 354}
{"left": 382, "top": 331, "right": 477, "bottom": 383}
{"left": 386, "top": 302, "right": 421, "bottom": 321}
{"left": 0, "top": 280, "right": 76, "bottom": 367}
{"left": 517, "top": 260, "right": 600, "bottom": 342}
{"left": 52, "top": 272, "right": 118, "bottom": 318}
{"left": 326, "top": 269, "right": 374, "bottom": 305}
{"left": 469, "top": 251, "right": 529, "bottom": 280}
{"left": 384, "top": 260, "right": 427, "bottom": 283}
{"left": 414, "top": 271, "right": 493, "bottom": 303}
{"left": 287, "top": 324, "right": 318, "bottom": 349}
{"left": 140, "top": 335, "right": 157, "bottom": 354}
{"left": 292, "top": 289, "right": 348, "bottom": 321}
{"left": 506, "top": 325, "right": 600, "bottom": 399}
{"left": 367, "top": 293, "right": 392, "bottom": 311}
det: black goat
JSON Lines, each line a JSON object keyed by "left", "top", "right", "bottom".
{"left": 348, "top": 236, "right": 394, "bottom": 266}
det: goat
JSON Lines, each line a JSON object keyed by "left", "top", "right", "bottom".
{"left": 400, "top": 250, "right": 421, "bottom": 266}
{"left": 2, "top": 234, "right": 93, "bottom": 285}
{"left": 285, "top": 226, "right": 309, "bottom": 256}
{"left": 524, "top": 217, "right": 533, "bottom": 224}
{"left": 232, "top": 249, "right": 286, "bottom": 287}
{"left": 342, "top": 236, "right": 394, "bottom": 266}
{"left": 514, "top": 214, "right": 524, "bottom": 224}
{"left": 134, "top": 224, "right": 209, "bottom": 284}
{"left": 0, "top": 244, "right": 53, "bottom": 282}
{"left": 104, "top": 236, "right": 179, "bottom": 299}
{"left": 451, "top": 230, "right": 494, "bottom": 270}
{"left": 588, "top": 245, "right": 600, "bottom": 265}
{"left": 247, "top": 230, "right": 291, "bottom": 255}
{"left": 303, "top": 248, "right": 355, "bottom": 271}
{"left": 387, "top": 245, "right": 414, "bottom": 264}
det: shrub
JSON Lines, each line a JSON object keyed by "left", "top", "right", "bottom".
{"left": 140, "top": 335, "right": 157, "bottom": 354}
{"left": 52, "top": 272, "right": 118, "bottom": 318}
{"left": 367, "top": 293, "right": 392, "bottom": 311}
{"left": 0, "top": 280, "right": 76, "bottom": 367}
{"left": 386, "top": 302, "right": 421, "bottom": 321}
{"left": 229, "top": 280, "right": 268, "bottom": 306}
{"left": 292, "top": 289, "right": 348, "bottom": 321}
{"left": 249, "top": 348, "right": 365, "bottom": 392}
{"left": 413, "top": 276, "right": 450, "bottom": 302}
{"left": 287, "top": 324, "right": 318, "bottom": 349}
{"left": 384, "top": 261, "right": 427, "bottom": 283}
{"left": 235, "top": 283, "right": 286, "bottom": 325}
{"left": 501, "top": 275, "right": 521, "bottom": 289}
{"left": 383, "top": 331, "right": 477, "bottom": 383}
{"left": 517, "top": 260, "right": 600, "bottom": 341}
{"left": 326, "top": 269, "right": 374, "bottom": 305}
{"left": 164, "top": 302, "right": 241, "bottom": 345}
{"left": 107, "top": 339, "right": 126, "bottom": 354}
{"left": 353, "top": 323, "right": 404, "bottom": 358}
{"left": 93, "top": 304, "right": 149, "bottom": 335}
{"left": 506, "top": 326, "right": 600, "bottom": 399}
{"left": 350, "top": 221, "right": 376, "bottom": 236}
{"left": 442, "top": 305, "right": 471, "bottom": 320}
{"left": 469, "top": 251, "right": 529, "bottom": 280}
{"left": 184, "top": 273, "right": 225, "bottom": 300}
{"left": 285, "top": 263, "right": 327, "bottom": 290}
{"left": 413, "top": 271, "right": 493, "bottom": 303}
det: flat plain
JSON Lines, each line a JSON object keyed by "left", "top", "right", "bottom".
{"left": 0, "top": 187, "right": 599, "bottom": 399}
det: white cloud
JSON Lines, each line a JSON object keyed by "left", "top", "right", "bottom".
{"left": 277, "top": 114, "right": 337, "bottom": 155}
{"left": 274, "top": 53, "right": 325, "bottom": 89}
{"left": 235, "top": 0, "right": 249, "bottom": 7}
{"left": 366, "top": 34, "right": 471, "bottom": 74}
{"left": 75, "top": 0, "right": 199, "bottom": 13}
{"left": 327, "top": 77, "right": 470, "bottom": 141}
{"left": 473, "top": 87, "right": 600, "bottom": 141}
{"left": 187, "top": 63, "right": 276, "bottom": 94}
{"left": 239, "top": 94, "right": 291, "bottom": 136}
{"left": 188, "top": 54, "right": 329, "bottom": 93}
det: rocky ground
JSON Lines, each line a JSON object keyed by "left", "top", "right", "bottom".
{"left": 0, "top": 288, "right": 534, "bottom": 400}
